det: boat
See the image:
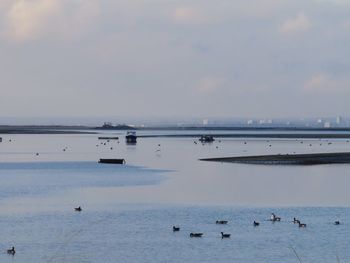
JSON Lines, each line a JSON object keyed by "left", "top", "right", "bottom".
{"left": 199, "top": 135, "right": 214, "bottom": 143}
{"left": 98, "top": 136, "right": 119, "bottom": 140}
{"left": 98, "top": 159, "right": 125, "bottom": 164}
{"left": 126, "top": 131, "right": 137, "bottom": 144}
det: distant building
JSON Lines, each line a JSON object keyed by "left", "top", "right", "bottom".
{"left": 202, "top": 119, "right": 209, "bottom": 126}
{"left": 336, "top": 116, "right": 342, "bottom": 125}
{"left": 324, "top": 122, "right": 331, "bottom": 128}
{"left": 247, "top": 120, "right": 254, "bottom": 125}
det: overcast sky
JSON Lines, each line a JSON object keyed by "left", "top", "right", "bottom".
{"left": 0, "top": 0, "right": 350, "bottom": 120}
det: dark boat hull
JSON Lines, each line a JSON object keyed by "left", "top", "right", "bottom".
{"left": 98, "top": 159, "right": 125, "bottom": 164}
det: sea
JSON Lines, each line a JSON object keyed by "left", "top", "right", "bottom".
{"left": 1, "top": 130, "right": 350, "bottom": 262}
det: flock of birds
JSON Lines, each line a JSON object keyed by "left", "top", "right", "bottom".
{"left": 171, "top": 213, "right": 342, "bottom": 240}
{"left": 4, "top": 210, "right": 343, "bottom": 256}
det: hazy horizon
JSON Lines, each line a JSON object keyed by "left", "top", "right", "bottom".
{"left": 0, "top": 115, "right": 348, "bottom": 126}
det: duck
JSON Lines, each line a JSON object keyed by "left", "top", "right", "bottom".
{"left": 293, "top": 218, "right": 300, "bottom": 224}
{"left": 190, "top": 233, "right": 203, "bottom": 237}
{"left": 298, "top": 222, "right": 307, "bottom": 228}
{"left": 74, "top": 206, "right": 82, "bottom": 212}
{"left": 270, "top": 213, "right": 281, "bottom": 222}
{"left": 334, "top": 221, "right": 340, "bottom": 225}
{"left": 221, "top": 232, "right": 230, "bottom": 238}
{"left": 7, "top": 247, "right": 15, "bottom": 255}
{"left": 216, "top": 220, "right": 228, "bottom": 225}
{"left": 253, "top": 221, "right": 260, "bottom": 226}
{"left": 173, "top": 226, "right": 180, "bottom": 232}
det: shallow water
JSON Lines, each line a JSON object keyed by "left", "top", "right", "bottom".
{"left": 1, "top": 206, "right": 350, "bottom": 263}
{"left": 1, "top": 132, "right": 350, "bottom": 262}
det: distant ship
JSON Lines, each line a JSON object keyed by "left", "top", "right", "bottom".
{"left": 126, "top": 131, "right": 137, "bottom": 144}
{"left": 199, "top": 135, "right": 214, "bottom": 143}
{"left": 96, "top": 122, "right": 135, "bottom": 130}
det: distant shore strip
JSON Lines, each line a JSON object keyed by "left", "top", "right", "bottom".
{"left": 200, "top": 152, "right": 350, "bottom": 165}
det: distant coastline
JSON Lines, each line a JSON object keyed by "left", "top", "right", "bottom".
{"left": 1, "top": 125, "right": 350, "bottom": 137}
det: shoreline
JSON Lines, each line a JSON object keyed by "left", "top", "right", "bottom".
{"left": 200, "top": 152, "right": 350, "bottom": 165}
{"left": 1, "top": 125, "right": 350, "bottom": 137}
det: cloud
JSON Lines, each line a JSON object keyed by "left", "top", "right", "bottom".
{"left": 5, "top": 0, "right": 60, "bottom": 41}
{"left": 3, "top": 0, "right": 100, "bottom": 42}
{"left": 196, "top": 77, "right": 226, "bottom": 93}
{"left": 172, "top": 6, "right": 206, "bottom": 24}
{"left": 281, "top": 12, "right": 311, "bottom": 34}
{"left": 303, "top": 73, "right": 350, "bottom": 93}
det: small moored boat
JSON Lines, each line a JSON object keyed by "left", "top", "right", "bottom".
{"left": 98, "top": 159, "right": 125, "bottom": 164}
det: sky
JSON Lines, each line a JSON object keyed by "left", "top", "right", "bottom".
{"left": 1, "top": 0, "right": 350, "bottom": 121}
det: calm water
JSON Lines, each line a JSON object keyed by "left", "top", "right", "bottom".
{"left": 1, "top": 132, "right": 350, "bottom": 262}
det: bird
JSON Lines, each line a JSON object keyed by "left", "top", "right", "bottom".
{"left": 216, "top": 220, "right": 228, "bottom": 224}
{"left": 74, "top": 206, "right": 82, "bottom": 212}
{"left": 7, "top": 247, "right": 15, "bottom": 255}
{"left": 334, "top": 221, "right": 340, "bottom": 225}
{"left": 253, "top": 221, "right": 260, "bottom": 226}
{"left": 298, "top": 222, "right": 307, "bottom": 228}
{"left": 221, "top": 232, "right": 230, "bottom": 238}
{"left": 190, "top": 233, "right": 203, "bottom": 237}
{"left": 173, "top": 226, "right": 180, "bottom": 232}
{"left": 270, "top": 213, "right": 281, "bottom": 222}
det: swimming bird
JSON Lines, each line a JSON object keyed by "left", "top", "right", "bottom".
{"left": 7, "top": 247, "right": 15, "bottom": 255}
{"left": 74, "top": 206, "right": 82, "bottom": 212}
{"left": 253, "top": 221, "right": 260, "bottom": 226}
{"left": 216, "top": 220, "right": 228, "bottom": 224}
{"left": 221, "top": 232, "right": 230, "bottom": 238}
{"left": 173, "top": 226, "right": 180, "bottom": 232}
{"left": 190, "top": 233, "right": 203, "bottom": 237}
{"left": 334, "top": 221, "right": 340, "bottom": 225}
{"left": 293, "top": 218, "right": 300, "bottom": 224}
{"left": 270, "top": 213, "right": 281, "bottom": 222}
{"left": 298, "top": 222, "right": 307, "bottom": 228}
